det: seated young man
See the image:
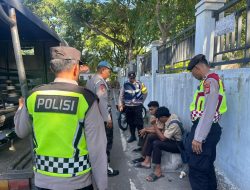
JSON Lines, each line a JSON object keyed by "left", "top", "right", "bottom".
{"left": 132, "top": 101, "right": 160, "bottom": 163}
{"left": 139, "top": 101, "right": 164, "bottom": 137}
{"left": 135, "top": 107, "right": 182, "bottom": 182}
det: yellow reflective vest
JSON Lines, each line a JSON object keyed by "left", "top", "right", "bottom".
{"left": 189, "top": 73, "right": 227, "bottom": 122}
{"left": 26, "top": 82, "right": 96, "bottom": 177}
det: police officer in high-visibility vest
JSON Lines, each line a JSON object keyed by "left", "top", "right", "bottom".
{"left": 186, "top": 54, "right": 227, "bottom": 190}
{"left": 14, "top": 46, "right": 108, "bottom": 190}
{"left": 119, "top": 71, "right": 148, "bottom": 144}
{"left": 86, "top": 61, "right": 119, "bottom": 177}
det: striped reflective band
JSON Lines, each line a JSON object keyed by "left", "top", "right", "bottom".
{"left": 35, "top": 155, "right": 90, "bottom": 175}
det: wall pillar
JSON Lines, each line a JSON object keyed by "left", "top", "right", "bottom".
{"left": 195, "top": 0, "right": 226, "bottom": 61}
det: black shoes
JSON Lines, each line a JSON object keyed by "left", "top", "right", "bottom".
{"left": 132, "top": 157, "right": 145, "bottom": 164}
{"left": 127, "top": 136, "right": 136, "bottom": 143}
{"left": 107, "top": 166, "right": 119, "bottom": 177}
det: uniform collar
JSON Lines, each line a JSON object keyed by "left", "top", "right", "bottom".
{"left": 54, "top": 78, "right": 78, "bottom": 85}
{"left": 203, "top": 70, "right": 213, "bottom": 80}
{"left": 97, "top": 74, "right": 107, "bottom": 83}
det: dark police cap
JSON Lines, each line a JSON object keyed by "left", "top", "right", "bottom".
{"left": 50, "top": 46, "right": 84, "bottom": 65}
{"left": 155, "top": 106, "right": 171, "bottom": 118}
{"left": 187, "top": 54, "right": 208, "bottom": 71}
{"left": 128, "top": 71, "right": 136, "bottom": 78}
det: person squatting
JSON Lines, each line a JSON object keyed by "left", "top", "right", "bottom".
{"left": 14, "top": 47, "right": 227, "bottom": 190}
{"left": 121, "top": 54, "right": 227, "bottom": 190}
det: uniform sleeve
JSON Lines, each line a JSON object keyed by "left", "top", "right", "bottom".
{"left": 96, "top": 81, "right": 110, "bottom": 122}
{"left": 164, "top": 123, "right": 180, "bottom": 140}
{"left": 194, "top": 78, "right": 219, "bottom": 142}
{"left": 118, "top": 85, "right": 124, "bottom": 106}
{"left": 141, "top": 83, "right": 148, "bottom": 103}
{"left": 14, "top": 104, "right": 32, "bottom": 138}
{"left": 142, "top": 92, "right": 148, "bottom": 103}
{"left": 84, "top": 101, "right": 108, "bottom": 190}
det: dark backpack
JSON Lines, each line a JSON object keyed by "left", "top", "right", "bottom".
{"left": 168, "top": 120, "right": 189, "bottom": 163}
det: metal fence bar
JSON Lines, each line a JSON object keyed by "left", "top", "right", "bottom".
{"left": 245, "top": 0, "right": 250, "bottom": 58}
{"left": 214, "top": 45, "right": 250, "bottom": 56}
{"left": 212, "top": 0, "right": 250, "bottom": 66}
{"left": 220, "top": 34, "right": 225, "bottom": 52}
{"left": 141, "top": 23, "right": 195, "bottom": 74}
{"left": 211, "top": 58, "right": 250, "bottom": 66}
{"left": 231, "top": 29, "right": 236, "bottom": 49}
{"left": 237, "top": 15, "right": 242, "bottom": 48}
{"left": 226, "top": 33, "right": 230, "bottom": 50}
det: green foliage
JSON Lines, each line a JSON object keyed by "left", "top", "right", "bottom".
{"left": 24, "top": 0, "right": 197, "bottom": 71}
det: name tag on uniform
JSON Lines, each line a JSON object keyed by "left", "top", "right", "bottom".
{"left": 35, "top": 95, "right": 79, "bottom": 114}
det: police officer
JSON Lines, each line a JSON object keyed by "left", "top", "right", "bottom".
{"left": 86, "top": 61, "right": 119, "bottom": 177}
{"left": 186, "top": 54, "right": 227, "bottom": 190}
{"left": 119, "top": 71, "right": 148, "bottom": 144}
{"left": 14, "top": 46, "right": 107, "bottom": 190}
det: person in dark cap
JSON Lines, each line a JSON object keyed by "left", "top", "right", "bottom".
{"left": 186, "top": 54, "right": 227, "bottom": 190}
{"left": 86, "top": 60, "right": 119, "bottom": 177}
{"left": 118, "top": 71, "right": 148, "bottom": 144}
{"left": 135, "top": 106, "right": 182, "bottom": 182}
{"left": 14, "top": 46, "right": 108, "bottom": 190}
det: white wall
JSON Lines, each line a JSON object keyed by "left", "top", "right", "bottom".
{"left": 130, "top": 68, "right": 250, "bottom": 190}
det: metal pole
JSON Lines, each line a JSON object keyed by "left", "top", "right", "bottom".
{"left": 9, "top": 7, "right": 28, "bottom": 98}
{"left": 8, "top": 6, "right": 34, "bottom": 167}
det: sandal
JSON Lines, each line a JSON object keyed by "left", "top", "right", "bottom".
{"left": 146, "top": 173, "right": 164, "bottom": 182}
{"left": 134, "top": 162, "right": 151, "bottom": 169}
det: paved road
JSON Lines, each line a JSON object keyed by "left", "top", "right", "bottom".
{"left": 108, "top": 90, "right": 191, "bottom": 190}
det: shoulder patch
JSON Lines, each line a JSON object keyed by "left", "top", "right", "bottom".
{"left": 204, "top": 80, "right": 211, "bottom": 94}
{"left": 99, "top": 84, "right": 107, "bottom": 92}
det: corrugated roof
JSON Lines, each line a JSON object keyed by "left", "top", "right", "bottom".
{"left": 0, "top": 0, "right": 62, "bottom": 42}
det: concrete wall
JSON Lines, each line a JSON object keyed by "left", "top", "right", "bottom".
{"left": 138, "top": 68, "right": 250, "bottom": 190}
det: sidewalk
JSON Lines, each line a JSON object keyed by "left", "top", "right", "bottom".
{"left": 108, "top": 90, "right": 191, "bottom": 190}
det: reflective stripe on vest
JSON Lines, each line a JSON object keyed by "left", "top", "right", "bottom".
{"left": 26, "top": 83, "right": 93, "bottom": 177}
{"left": 124, "top": 81, "right": 144, "bottom": 105}
{"left": 189, "top": 73, "right": 227, "bottom": 122}
{"left": 35, "top": 155, "right": 91, "bottom": 177}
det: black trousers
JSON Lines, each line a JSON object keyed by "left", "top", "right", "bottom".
{"left": 124, "top": 105, "right": 143, "bottom": 138}
{"left": 141, "top": 133, "right": 149, "bottom": 157}
{"left": 36, "top": 184, "right": 93, "bottom": 190}
{"left": 144, "top": 134, "right": 180, "bottom": 164}
{"left": 105, "top": 122, "right": 113, "bottom": 163}
{"left": 186, "top": 120, "right": 221, "bottom": 190}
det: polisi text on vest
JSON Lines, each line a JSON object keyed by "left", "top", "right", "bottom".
{"left": 35, "top": 95, "right": 79, "bottom": 114}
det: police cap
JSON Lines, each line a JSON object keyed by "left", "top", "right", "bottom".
{"left": 50, "top": 46, "right": 84, "bottom": 65}
{"left": 128, "top": 71, "right": 136, "bottom": 78}
{"left": 97, "top": 61, "right": 112, "bottom": 70}
{"left": 187, "top": 54, "right": 208, "bottom": 71}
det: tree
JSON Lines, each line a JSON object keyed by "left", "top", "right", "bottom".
{"left": 24, "top": 0, "right": 197, "bottom": 70}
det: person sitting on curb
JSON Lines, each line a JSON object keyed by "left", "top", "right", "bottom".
{"left": 132, "top": 101, "right": 161, "bottom": 164}
{"left": 135, "top": 107, "right": 182, "bottom": 182}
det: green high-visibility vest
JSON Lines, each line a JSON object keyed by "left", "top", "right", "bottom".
{"left": 189, "top": 73, "right": 227, "bottom": 122}
{"left": 26, "top": 82, "right": 96, "bottom": 177}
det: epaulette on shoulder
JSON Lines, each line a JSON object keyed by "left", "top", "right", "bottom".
{"left": 206, "top": 73, "right": 219, "bottom": 81}
{"left": 28, "top": 83, "right": 47, "bottom": 96}
{"left": 83, "top": 87, "right": 98, "bottom": 100}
